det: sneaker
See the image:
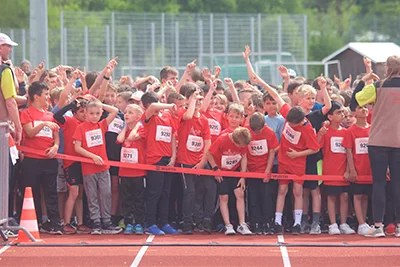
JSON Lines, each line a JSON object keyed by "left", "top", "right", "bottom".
{"left": 300, "top": 221, "right": 311, "bottom": 234}
{"left": 202, "top": 220, "right": 212, "bottom": 234}
{"left": 182, "top": 224, "right": 193, "bottom": 235}
{"left": 124, "top": 224, "right": 134, "bottom": 235}
{"left": 309, "top": 222, "right": 321, "bottom": 235}
{"left": 225, "top": 224, "right": 236, "bottom": 235}
{"left": 170, "top": 221, "right": 178, "bottom": 230}
{"left": 340, "top": 223, "right": 356, "bottom": 235}
{"left": 147, "top": 225, "right": 165, "bottom": 235}
{"left": 365, "top": 226, "right": 385, "bottom": 237}
{"left": 63, "top": 224, "right": 77, "bottom": 235}
{"left": 76, "top": 224, "right": 91, "bottom": 234}
{"left": 264, "top": 223, "right": 275, "bottom": 235}
{"left": 395, "top": 227, "right": 400, "bottom": 238}
{"left": 252, "top": 223, "right": 263, "bottom": 235}
{"left": 274, "top": 223, "right": 283, "bottom": 234}
{"left": 135, "top": 224, "right": 144, "bottom": 235}
{"left": 320, "top": 223, "right": 329, "bottom": 233}
{"left": 292, "top": 224, "right": 301, "bottom": 235}
{"left": 161, "top": 224, "right": 178, "bottom": 234}
{"left": 357, "top": 223, "right": 372, "bottom": 235}
{"left": 284, "top": 221, "right": 292, "bottom": 233}
{"left": 385, "top": 223, "right": 396, "bottom": 236}
{"left": 102, "top": 224, "right": 123, "bottom": 235}
{"left": 237, "top": 223, "right": 253, "bottom": 235}
{"left": 4, "top": 230, "right": 18, "bottom": 238}
{"left": 328, "top": 223, "right": 340, "bottom": 235}
{"left": 215, "top": 223, "right": 225, "bottom": 233}
{"left": 194, "top": 223, "right": 205, "bottom": 233}
{"left": 91, "top": 222, "right": 102, "bottom": 235}
{"left": 40, "top": 221, "right": 63, "bottom": 235}
{"left": 118, "top": 219, "right": 126, "bottom": 230}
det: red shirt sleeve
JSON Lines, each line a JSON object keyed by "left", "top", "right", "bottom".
{"left": 267, "top": 128, "right": 279, "bottom": 150}
{"left": 341, "top": 129, "right": 352, "bottom": 149}
{"left": 20, "top": 109, "right": 32, "bottom": 126}
{"left": 209, "top": 135, "right": 221, "bottom": 156}
{"left": 202, "top": 117, "right": 211, "bottom": 141}
{"left": 303, "top": 125, "right": 320, "bottom": 151}
{"left": 72, "top": 124, "right": 83, "bottom": 142}
{"left": 279, "top": 103, "right": 291, "bottom": 119}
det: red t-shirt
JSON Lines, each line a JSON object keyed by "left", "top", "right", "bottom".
{"left": 59, "top": 116, "right": 82, "bottom": 169}
{"left": 118, "top": 127, "right": 147, "bottom": 177}
{"left": 246, "top": 125, "right": 279, "bottom": 173}
{"left": 320, "top": 126, "right": 349, "bottom": 186}
{"left": 342, "top": 124, "right": 371, "bottom": 184}
{"left": 367, "top": 110, "right": 372, "bottom": 124}
{"left": 208, "top": 133, "right": 247, "bottom": 171}
{"left": 142, "top": 111, "right": 177, "bottom": 165}
{"left": 278, "top": 103, "right": 320, "bottom": 176}
{"left": 203, "top": 109, "right": 224, "bottom": 143}
{"left": 72, "top": 119, "right": 109, "bottom": 175}
{"left": 176, "top": 113, "right": 211, "bottom": 165}
{"left": 20, "top": 106, "right": 57, "bottom": 159}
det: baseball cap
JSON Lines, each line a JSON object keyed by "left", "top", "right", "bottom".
{"left": 130, "top": 90, "right": 144, "bottom": 102}
{"left": 0, "top": 33, "right": 18, "bottom": 46}
{"left": 287, "top": 69, "right": 297, "bottom": 78}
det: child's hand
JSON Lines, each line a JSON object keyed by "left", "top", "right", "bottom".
{"left": 278, "top": 65, "right": 289, "bottom": 80}
{"left": 45, "top": 146, "right": 58, "bottom": 159}
{"left": 242, "top": 45, "right": 251, "bottom": 61}
{"left": 214, "top": 66, "right": 221, "bottom": 78}
{"left": 250, "top": 73, "right": 260, "bottom": 84}
{"left": 363, "top": 57, "right": 372, "bottom": 72}
{"left": 348, "top": 169, "right": 357, "bottom": 182}
{"left": 185, "top": 60, "right": 197, "bottom": 74}
{"left": 167, "top": 156, "right": 176, "bottom": 167}
{"left": 44, "top": 121, "right": 60, "bottom": 131}
{"left": 192, "top": 160, "right": 205, "bottom": 170}
{"left": 333, "top": 74, "right": 341, "bottom": 86}
{"left": 14, "top": 67, "right": 25, "bottom": 83}
{"left": 224, "top": 77, "right": 234, "bottom": 87}
{"left": 361, "top": 71, "right": 380, "bottom": 83}
{"left": 92, "top": 155, "right": 104, "bottom": 165}
{"left": 286, "top": 148, "right": 300, "bottom": 159}
{"left": 342, "top": 74, "right": 352, "bottom": 91}
{"left": 237, "top": 178, "right": 246, "bottom": 191}
{"left": 318, "top": 121, "right": 329, "bottom": 136}
{"left": 202, "top": 68, "right": 212, "bottom": 82}
{"left": 317, "top": 74, "right": 327, "bottom": 89}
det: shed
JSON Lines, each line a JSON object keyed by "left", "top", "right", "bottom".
{"left": 322, "top": 42, "right": 400, "bottom": 80}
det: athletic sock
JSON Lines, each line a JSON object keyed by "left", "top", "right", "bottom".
{"left": 275, "top": 212, "right": 283, "bottom": 225}
{"left": 294, "top": 210, "right": 303, "bottom": 226}
{"left": 312, "top": 212, "right": 321, "bottom": 224}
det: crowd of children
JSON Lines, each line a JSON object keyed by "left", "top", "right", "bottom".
{"left": 2, "top": 34, "right": 400, "bottom": 238}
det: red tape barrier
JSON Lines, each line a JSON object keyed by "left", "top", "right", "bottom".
{"left": 17, "top": 146, "right": 372, "bottom": 182}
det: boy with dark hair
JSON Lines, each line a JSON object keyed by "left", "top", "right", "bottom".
{"left": 20, "top": 82, "right": 62, "bottom": 234}
{"left": 160, "top": 66, "right": 179, "bottom": 87}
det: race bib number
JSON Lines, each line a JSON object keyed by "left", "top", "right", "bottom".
{"left": 155, "top": 125, "right": 172, "bottom": 143}
{"left": 34, "top": 121, "right": 53, "bottom": 139}
{"left": 120, "top": 147, "right": 138, "bottom": 163}
{"left": 85, "top": 129, "right": 103, "bottom": 148}
{"left": 330, "top": 136, "right": 346, "bottom": 153}
{"left": 208, "top": 119, "right": 221, "bottom": 136}
{"left": 248, "top": 139, "right": 268, "bottom": 156}
{"left": 108, "top": 118, "right": 124, "bottom": 134}
{"left": 186, "top": 135, "right": 204, "bottom": 152}
{"left": 282, "top": 124, "right": 301, "bottom": 145}
{"left": 221, "top": 154, "right": 242, "bottom": 170}
{"left": 355, "top": 137, "right": 368, "bottom": 154}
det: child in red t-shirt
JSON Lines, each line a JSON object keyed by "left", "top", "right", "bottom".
{"left": 116, "top": 104, "right": 146, "bottom": 235}
{"left": 207, "top": 127, "right": 253, "bottom": 235}
{"left": 73, "top": 98, "right": 122, "bottom": 235}
{"left": 20, "top": 82, "right": 62, "bottom": 234}
{"left": 54, "top": 98, "right": 90, "bottom": 234}
{"left": 342, "top": 104, "right": 372, "bottom": 235}
{"left": 319, "top": 101, "right": 356, "bottom": 235}
{"left": 246, "top": 112, "right": 279, "bottom": 234}
{"left": 141, "top": 91, "right": 178, "bottom": 235}
{"left": 176, "top": 83, "right": 213, "bottom": 234}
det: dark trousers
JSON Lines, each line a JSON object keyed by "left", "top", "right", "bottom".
{"left": 180, "top": 164, "right": 217, "bottom": 225}
{"left": 8, "top": 155, "right": 17, "bottom": 217}
{"left": 20, "top": 157, "right": 60, "bottom": 225}
{"left": 168, "top": 173, "right": 183, "bottom": 223}
{"left": 368, "top": 146, "right": 400, "bottom": 224}
{"left": 145, "top": 157, "right": 172, "bottom": 226}
{"left": 384, "top": 181, "right": 396, "bottom": 225}
{"left": 120, "top": 176, "right": 145, "bottom": 226}
{"left": 248, "top": 178, "right": 278, "bottom": 224}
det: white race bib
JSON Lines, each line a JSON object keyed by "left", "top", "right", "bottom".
{"left": 355, "top": 137, "right": 368, "bottom": 154}
{"left": 282, "top": 124, "right": 301, "bottom": 145}
{"left": 34, "top": 121, "right": 53, "bottom": 139}
{"left": 120, "top": 147, "right": 138, "bottom": 163}
{"left": 248, "top": 139, "right": 268, "bottom": 156}
{"left": 85, "top": 128, "right": 103, "bottom": 148}
{"left": 221, "top": 154, "right": 242, "bottom": 170}
{"left": 330, "top": 136, "right": 346, "bottom": 153}
{"left": 208, "top": 119, "right": 221, "bottom": 136}
{"left": 186, "top": 135, "right": 204, "bottom": 152}
{"left": 108, "top": 118, "right": 124, "bottom": 134}
{"left": 10, "top": 145, "right": 18, "bottom": 165}
{"left": 155, "top": 125, "right": 172, "bottom": 143}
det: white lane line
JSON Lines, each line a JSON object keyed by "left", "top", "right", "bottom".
{"left": 130, "top": 235, "right": 155, "bottom": 267}
{"left": 278, "top": 235, "right": 292, "bottom": 267}
{"left": 0, "top": 244, "right": 11, "bottom": 255}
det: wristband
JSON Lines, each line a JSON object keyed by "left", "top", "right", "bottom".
{"left": 212, "top": 166, "right": 219, "bottom": 171}
{"left": 103, "top": 76, "right": 110, "bottom": 80}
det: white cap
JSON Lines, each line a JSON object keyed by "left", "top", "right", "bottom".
{"left": 287, "top": 68, "right": 296, "bottom": 78}
{"left": 0, "top": 33, "right": 18, "bottom": 46}
{"left": 130, "top": 90, "right": 144, "bottom": 101}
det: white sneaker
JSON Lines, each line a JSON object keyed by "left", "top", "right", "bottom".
{"left": 340, "top": 223, "right": 356, "bottom": 235}
{"left": 357, "top": 223, "right": 372, "bottom": 235}
{"left": 328, "top": 223, "right": 340, "bottom": 235}
{"left": 237, "top": 223, "right": 253, "bottom": 235}
{"left": 225, "top": 224, "right": 236, "bottom": 235}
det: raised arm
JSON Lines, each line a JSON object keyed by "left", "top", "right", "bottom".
{"left": 145, "top": 103, "right": 176, "bottom": 121}
{"left": 242, "top": 46, "right": 256, "bottom": 82}
{"left": 318, "top": 75, "right": 332, "bottom": 115}
{"left": 250, "top": 72, "right": 285, "bottom": 108}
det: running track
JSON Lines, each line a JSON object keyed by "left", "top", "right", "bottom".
{"left": 1, "top": 234, "right": 400, "bottom": 266}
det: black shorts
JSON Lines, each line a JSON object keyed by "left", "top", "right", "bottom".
{"left": 64, "top": 162, "right": 83, "bottom": 186}
{"left": 218, "top": 177, "right": 241, "bottom": 195}
{"left": 303, "top": 180, "right": 319, "bottom": 190}
{"left": 109, "top": 166, "right": 119, "bottom": 176}
{"left": 304, "top": 160, "right": 319, "bottom": 190}
{"left": 323, "top": 185, "right": 349, "bottom": 196}
{"left": 350, "top": 183, "right": 372, "bottom": 196}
